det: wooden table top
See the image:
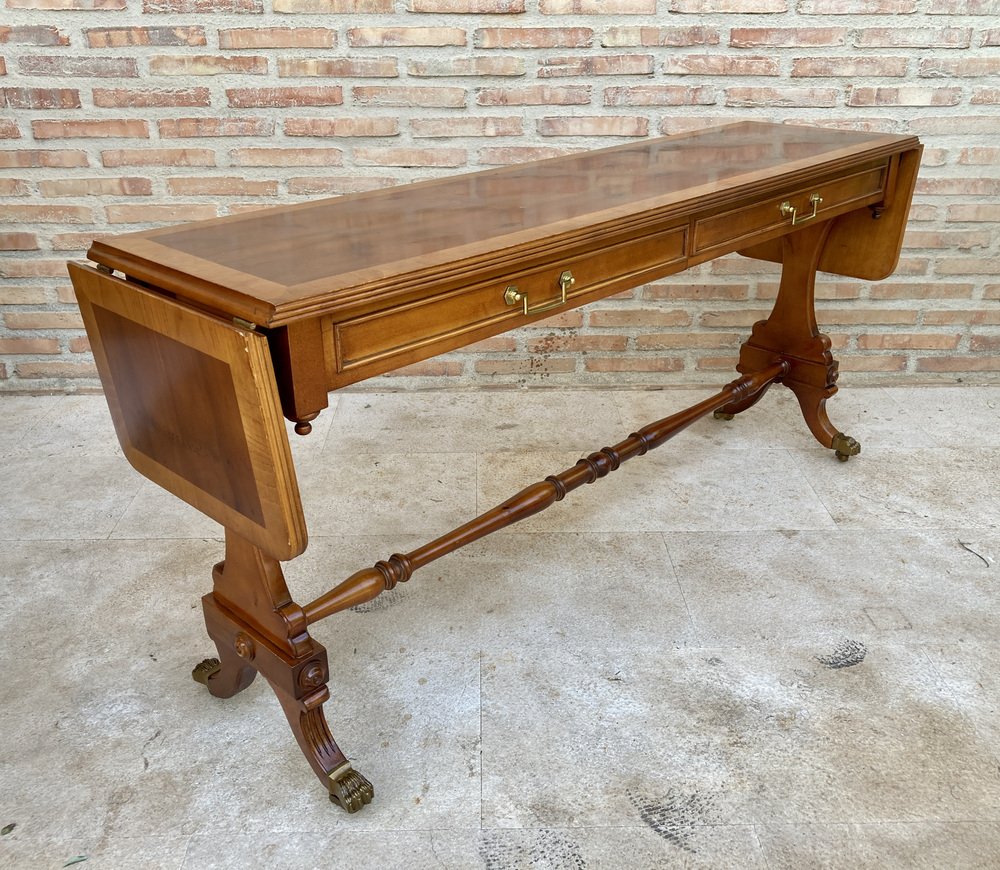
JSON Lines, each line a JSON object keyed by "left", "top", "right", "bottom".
{"left": 87, "top": 121, "right": 918, "bottom": 327}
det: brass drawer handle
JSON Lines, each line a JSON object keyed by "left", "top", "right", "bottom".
{"left": 504, "top": 269, "right": 575, "bottom": 316}
{"left": 779, "top": 192, "right": 823, "bottom": 226}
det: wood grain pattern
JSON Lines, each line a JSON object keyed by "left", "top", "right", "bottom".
{"left": 70, "top": 262, "right": 307, "bottom": 560}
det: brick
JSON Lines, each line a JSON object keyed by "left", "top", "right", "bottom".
{"left": 69, "top": 337, "right": 91, "bottom": 353}
{"left": 538, "top": 116, "right": 648, "bottom": 137}
{"left": 985, "top": 29, "right": 1000, "bottom": 45}
{"left": 476, "top": 85, "right": 590, "bottom": 106}
{"left": 411, "top": 117, "right": 522, "bottom": 137}
{"left": 584, "top": 357, "right": 683, "bottom": 373}
{"left": 16, "top": 362, "right": 98, "bottom": 379}
{"left": 604, "top": 85, "right": 715, "bottom": 106}
{"left": 93, "top": 88, "right": 211, "bottom": 108}
{"left": 935, "top": 258, "right": 1000, "bottom": 275}
{"left": 85, "top": 27, "right": 207, "bottom": 47}
{"left": 539, "top": 55, "right": 653, "bottom": 77}
{"left": 972, "top": 89, "right": 1000, "bottom": 105}
{"left": 918, "top": 179, "right": 1000, "bottom": 196}
{"left": 0, "top": 179, "right": 30, "bottom": 195}
{"left": 220, "top": 28, "right": 336, "bottom": 48}
{"left": 0, "top": 26, "right": 70, "bottom": 45}
{"left": 7, "top": 0, "right": 124, "bottom": 7}
{"left": 603, "top": 26, "right": 718, "bottom": 47}
{"left": 0, "top": 259, "right": 70, "bottom": 278}
{"left": 38, "top": 178, "right": 152, "bottom": 196}
{"left": 800, "top": 0, "right": 914, "bottom": 10}
{"left": 699, "top": 308, "right": 771, "bottom": 327}
{"left": 0, "top": 287, "right": 49, "bottom": 305}
{"left": 274, "top": 0, "right": 389, "bottom": 9}
{"left": 793, "top": 57, "right": 908, "bottom": 77}
{"left": 730, "top": 27, "right": 846, "bottom": 47}
{"left": 0, "top": 338, "right": 60, "bottom": 354}
{"left": 408, "top": 57, "right": 524, "bottom": 76}
{"left": 102, "top": 149, "right": 215, "bottom": 167}
{"left": 757, "top": 281, "right": 861, "bottom": 301}
{"left": 920, "top": 58, "right": 1000, "bottom": 77}
{"left": 230, "top": 148, "right": 343, "bottom": 166}
{"left": 0, "top": 150, "right": 88, "bottom": 168}
{"left": 388, "top": 360, "right": 464, "bottom": 377}
{"left": 869, "top": 282, "right": 973, "bottom": 300}
{"left": 543, "top": 0, "right": 651, "bottom": 8}
{"left": 227, "top": 87, "right": 343, "bottom": 107}
{"left": 51, "top": 232, "right": 117, "bottom": 250}
{"left": 636, "top": 332, "right": 739, "bottom": 349}
{"left": 0, "top": 120, "right": 20, "bottom": 139}
{"left": 848, "top": 86, "right": 960, "bottom": 107}
{"left": 477, "top": 27, "right": 592, "bottom": 48}
{"left": 144, "top": 0, "right": 262, "bottom": 10}
{"left": 19, "top": 56, "right": 138, "bottom": 77}
{"left": 917, "top": 356, "right": 1000, "bottom": 373}
{"left": 970, "top": 335, "right": 1000, "bottom": 352}
{"left": 405, "top": 0, "right": 523, "bottom": 9}
{"left": 590, "top": 309, "right": 691, "bottom": 328}
{"left": 853, "top": 26, "right": 971, "bottom": 48}
{"left": 926, "top": 0, "right": 1000, "bottom": 12}
{"left": 986, "top": 286, "right": 1000, "bottom": 300}
{"left": 279, "top": 57, "right": 398, "bottom": 77}
{"left": 958, "top": 147, "right": 1000, "bottom": 165}
{"left": 285, "top": 117, "right": 400, "bottom": 137}
{"left": 527, "top": 335, "right": 626, "bottom": 353}
{"left": 839, "top": 356, "right": 906, "bottom": 373}
{"left": 910, "top": 117, "right": 1000, "bottom": 135}
{"left": 167, "top": 176, "right": 278, "bottom": 196}
{"left": 479, "top": 145, "right": 585, "bottom": 164}
{"left": 857, "top": 333, "right": 960, "bottom": 350}
{"left": 644, "top": 283, "right": 748, "bottom": 301}
{"left": 671, "top": 0, "right": 784, "bottom": 8}
{"left": 475, "top": 358, "right": 575, "bottom": 375}
{"left": 0, "top": 233, "right": 39, "bottom": 250}
{"left": 924, "top": 310, "right": 1000, "bottom": 325}
{"left": 726, "top": 87, "right": 838, "bottom": 108}
{"left": 348, "top": 27, "right": 466, "bottom": 46}
{"left": 353, "top": 86, "right": 465, "bottom": 108}
{"left": 106, "top": 204, "right": 218, "bottom": 223}
{"left": 664, "top": 55, "right": 779, "bottom": 76}
{"left": 694, "top": 355, "right": 740, "bottom": 370}
{"left": 150, "top": 55, "right": 267, "bottom": 76}
{"left": 32, "top": 119, "right": 150, "bottom": 139}
{"left": 5, "top": 311, "right": 85, "bottom": 329}
{"left": 904, "top": 230, "right": 991, "bottom": 249}
{"left": 2, "top": 88, "right": 80, "bottom": 109}
{"left": 354, "top": 147, "right": 466, "bottom": 167}
{"left": 158, "top": 117, "right": 274, "bottom": 137}
{"left": 287, "top": 176, "right": 397, "bottom": 194}
{"left": 0, "top": 205, "right": 92, "bottom": 223}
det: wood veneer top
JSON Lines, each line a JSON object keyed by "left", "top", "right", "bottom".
{"left": 87, "top": 121, "right": 918, "bottom": 326}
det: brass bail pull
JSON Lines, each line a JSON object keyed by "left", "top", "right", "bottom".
{"left": 504, "top": 269, "right": 575, "bottom": 316}
{"left": 779, "top": 192, "right": 823, "bottom": 226}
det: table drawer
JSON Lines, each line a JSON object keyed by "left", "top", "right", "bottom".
{"left": 332, "top": 223, "right": 687, "bottom": 374}
{"left": 692, "top": 161, "right": 889, "bottom": 255}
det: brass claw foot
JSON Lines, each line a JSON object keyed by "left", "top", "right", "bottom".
{"left": 832, "top": 432, "right": 861, "bottom": 462}
{"left": 713, "top": 410, "right": 735, "bottom": 421}
{"left": 192, "top": 657, "right": 222, "bottom": 686}
{"left": 328, "top": 764, "right": 374, "bottom": 813}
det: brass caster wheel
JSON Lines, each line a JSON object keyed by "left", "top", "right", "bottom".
{"left": 328, "top": 763, "right": 374, "bottom": 813}
{"left": 713, "top": 410, "right": 735, "bottom": 421}
{"left": 831, "top": 432, "right": 861, "bottom": 462}
{"left": 192, "top": 657, "right": 222, "bottom": 687}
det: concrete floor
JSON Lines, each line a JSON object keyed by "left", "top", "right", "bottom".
{"left": 0, "top": 384, "right": 998, "bottom": 869}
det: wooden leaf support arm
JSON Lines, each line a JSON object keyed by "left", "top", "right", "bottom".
{"left": 303, "top": 361, "right": 787, "bottom": 625}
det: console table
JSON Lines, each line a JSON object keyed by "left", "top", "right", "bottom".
{"left": 69, "top": 121, "right": 922, "bottom": 812}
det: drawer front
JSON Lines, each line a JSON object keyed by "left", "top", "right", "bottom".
{"left": 692, "top": 162, "right": 889, "bottom": 255}
{"left": 332, "top": 224, "right": 687, "bottom": 373}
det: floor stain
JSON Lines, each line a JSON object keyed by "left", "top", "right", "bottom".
{"left": 479, "top": 829, "right": 586, "bottom": 869}
{"left": 350, "top": 586, "right": 404, "bottom": 614}
{"left": 817, "top": 639, "right": 868, "bottom": 669}
{"left": 627, "top": 787, "right": 713, "bottom": 853}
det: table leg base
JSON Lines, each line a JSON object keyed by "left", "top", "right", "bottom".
{"left": 832, "top": 432, "right": 861, "bottom": 462}
{"left": 328, "top": 764, "right": 375, "bottom": 813}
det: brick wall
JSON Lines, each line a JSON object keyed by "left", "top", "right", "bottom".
{"left": 1, "top": 2, "right": 998, "bottom": 391}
